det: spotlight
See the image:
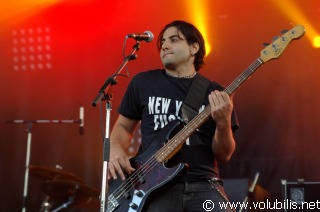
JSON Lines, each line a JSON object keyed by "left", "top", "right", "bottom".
{"left": 11, "top": 26, "right": 52, "bottom": 71}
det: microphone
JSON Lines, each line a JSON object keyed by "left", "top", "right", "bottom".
{"left": 126, "top": 30, "right": 154, "bottom": 43}
{"left": 79, "top": 106, "right": 84, "bottom": 135}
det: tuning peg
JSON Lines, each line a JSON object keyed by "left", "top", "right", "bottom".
{"left": 262, "top": 43, "right": 270, "bottom": 46}
{"left": 280, "top": 29, "right": 289, "bottom": 34}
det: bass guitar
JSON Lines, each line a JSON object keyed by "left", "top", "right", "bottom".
{"left": 106, "top": 25, "right": 305, "bottom": 212}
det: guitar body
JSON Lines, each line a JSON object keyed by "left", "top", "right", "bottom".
{"left": 107, "top": 120, "right": 186, "bottom": 212}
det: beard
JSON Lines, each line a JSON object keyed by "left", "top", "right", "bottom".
{"left": 163, "top": 61, "right": 176, "bottom": 70}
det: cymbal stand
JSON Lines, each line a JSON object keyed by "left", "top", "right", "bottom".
{"left": 4, "top": 114, "right": 83, "bottom": 212}
{"left": 51, "top": 197, "right": 74, "bottom": 212}
{"left": 92, "top": 41, "right": 141, "bottom": 212}
{"left": 39, "top": 195, "right": 52, "bottom": 212}
{"left": 239, "top": 172, "right": 260, "bottom": 212}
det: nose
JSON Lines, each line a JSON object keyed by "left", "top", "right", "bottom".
{"left": 161, "top": 40, "right": 169, "bottom": 50}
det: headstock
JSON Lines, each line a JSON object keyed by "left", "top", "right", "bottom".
{"left": 260, "top": 25, "right": 305, "bottom": 62}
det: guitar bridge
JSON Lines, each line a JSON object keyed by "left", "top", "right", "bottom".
{"left": 107, "top": 194, "right": 119, "bottom": 212}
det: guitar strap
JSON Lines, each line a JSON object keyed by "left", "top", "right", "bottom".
{"left": 181, "top": 73, "right": 211, "bottom": 123}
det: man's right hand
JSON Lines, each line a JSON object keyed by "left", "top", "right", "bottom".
{"left": 108, "top": 143, "right": 135, "bottom": 181}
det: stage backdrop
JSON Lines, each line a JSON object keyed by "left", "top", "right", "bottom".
{"left": 1, "top": 0, "right": 319, "bottom": 211}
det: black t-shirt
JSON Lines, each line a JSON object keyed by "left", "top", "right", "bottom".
{"left": 118, "top": 69, "right": 239, "bottom": 181}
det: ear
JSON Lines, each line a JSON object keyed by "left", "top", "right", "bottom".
{"left": 190, "top": 42, "right": 200, "bottom": 55}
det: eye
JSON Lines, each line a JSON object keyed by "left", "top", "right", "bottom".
{"left": 171, "top": 37, "right": 178, "bottom": 42}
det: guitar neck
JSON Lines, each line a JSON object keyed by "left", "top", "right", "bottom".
{"left": 155, "top": 57, "right": 264, "bottom": 162}
{"left": 225, "top": 58, "right": 264, "bottom": 95}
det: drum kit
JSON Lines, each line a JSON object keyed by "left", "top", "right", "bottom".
{"left": 29, "top": 165, "right": 100, "bottom": 212}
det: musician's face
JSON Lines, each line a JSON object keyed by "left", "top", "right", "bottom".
{"left": 160, "top": 27, "right": 194, "bottom": 71}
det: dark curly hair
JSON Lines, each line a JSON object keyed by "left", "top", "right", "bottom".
{"left": 157, "top": 20, "right": 206, "bottom": 71}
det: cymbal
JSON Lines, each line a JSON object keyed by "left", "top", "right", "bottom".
{"left": 29, "top": 165, "right": 84, "bottom": 183}
{"left": 42, "top": 180, "right": 100, "bottom": 209}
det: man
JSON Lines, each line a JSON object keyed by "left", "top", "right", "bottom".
{"left": 108, "top": 20, "right": 239, "bottom": 211}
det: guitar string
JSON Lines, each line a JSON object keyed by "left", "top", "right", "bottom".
{"left": 107, "top": 155, "right": 158, "bottom": 210}
{"left": 108, "top": 59, "right": 263, "bottom": 209}
{"left": 225, "top": 59, "right": 262, "bottom": 94}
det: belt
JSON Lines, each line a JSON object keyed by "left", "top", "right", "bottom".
{"left": 208, "top": 177, "right": 223, "bottom": 186}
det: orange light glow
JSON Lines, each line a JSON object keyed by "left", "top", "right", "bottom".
{"left": 313, "top": 36, "right": 320, "bottom": 48}
{"left": 272, "top": 0, "right": 320, "bottom": 48}
{"left": 0, "top": 0, "right": 61, "bottom": 31}
{"left": 186, "top": 0, "right": 211, "bottom": 55}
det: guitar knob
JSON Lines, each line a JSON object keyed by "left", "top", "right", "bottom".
{"left": 262, "top": 43, "right": 270, "bottom": 47}
{"left": 129, "top": 202, "right": 138, "bottom": 210}
{"left": 280, "top": 29, "right": 288, "bottom": 34}
{"left": 134, "top": 190, "right": 144, "bottom": 197}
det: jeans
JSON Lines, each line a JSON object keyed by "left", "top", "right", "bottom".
{"left": 142, "top": 179, "right": 234, "bottom": 212}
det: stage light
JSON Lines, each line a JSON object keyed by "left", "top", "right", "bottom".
{"left": 11, "top": 26, "right": 52, "bottom": 71}
{"left": 313, "top": 36, "right": 320, "bottom": 48}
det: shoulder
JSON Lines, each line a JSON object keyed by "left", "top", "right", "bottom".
{"left": 210, "top": 81, "right": 225, "bottom": 91}
{"left": 197, "top": 73, "right": 225, "bottom": 91}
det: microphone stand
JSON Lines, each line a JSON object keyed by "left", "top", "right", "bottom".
{"left": 92, "top": 41, "right": 141, "bottom": 212}
{"left": 23, "top": 123, "right": 33, "bottom": 212}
